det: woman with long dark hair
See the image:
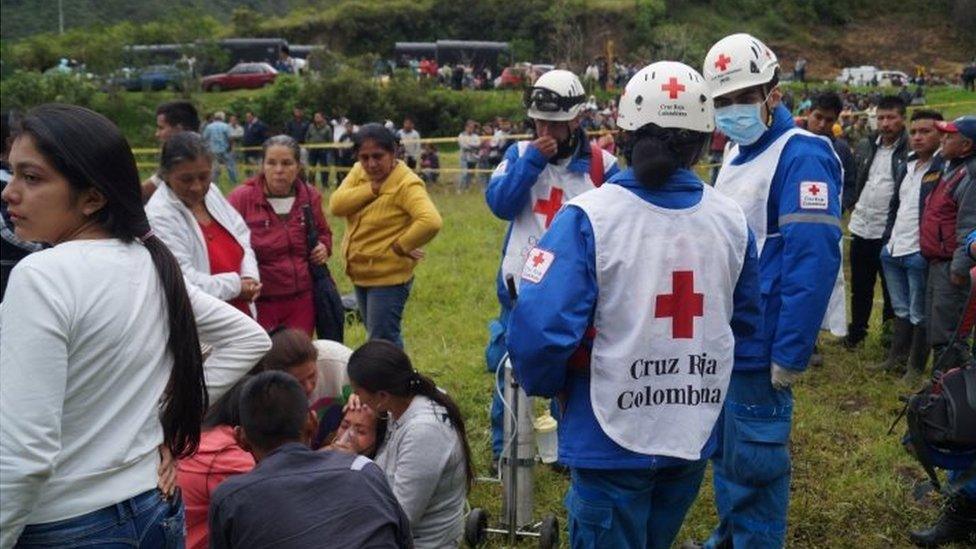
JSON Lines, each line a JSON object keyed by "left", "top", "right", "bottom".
{"left": 227, "top": 135, "right": 333, "bottom": 335}
{"left": 0, "top": 104, "right": 271, "bottom": 547}
{"left": 329, "top": 123, "right": 442, "bottom": 348}
{"left": 506, "top": 62, "right": 763, "bottom": 548}
{"left": 347, "top": 340, "right": 472, "bottom": 549}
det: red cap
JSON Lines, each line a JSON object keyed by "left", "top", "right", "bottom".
{"left": 936, "top": 120, "right": 958, "bottom": 133}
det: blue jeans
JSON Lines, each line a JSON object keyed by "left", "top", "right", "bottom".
{"left": 566, "top": 461, "right": 707, "bottom": 549}
{"left": 880, "top": 247, "right": 928, "bottom": 325}
{"left": 458, "top": 160, "right": 477, "bottom": 192}
{"left": 16, "top": 489, "right": 185, "bottom": 548}
{"left": 212, "top": 150, "right": 238, "bottom": 185}
{"left": 355, "top": 279, "right": 413, "bottom": 348}
{"left": 706, "top": 370, "right": 793, "bottom": 549}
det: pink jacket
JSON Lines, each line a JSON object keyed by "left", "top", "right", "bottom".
{"left": 176, "top": 425, "right": 255, "bottom": 549}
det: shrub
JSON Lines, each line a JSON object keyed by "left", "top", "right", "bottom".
{"left": 0, "top": 71, "right": 97, "bottom": 111}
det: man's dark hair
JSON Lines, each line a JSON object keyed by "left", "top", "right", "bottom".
{"left": 877, "top": 95, "right": 907, "bottom": 116}
{"left": 911, "top": 109, "right": 944, "bottom": 122}
{"left": 403, "top": 115, "right": 414, "bottom": 124}
{"left": 811, "top": 92, "right": 844, "bottom": 117}
{"left": 239, "top": 371, "right": 308, "bottom": 451}
{"left": 156, "top": 101, "right": 200, "bottom": 132}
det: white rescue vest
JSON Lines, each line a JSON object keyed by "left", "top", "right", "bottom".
{"left": 570, "top": 184, "right": 749, "bottom": 460}
{"left": 499, "top": 141, "right": 607, "bottom": 285}
{"left": 714, "top": 128, "right": 803, "bottom": 253}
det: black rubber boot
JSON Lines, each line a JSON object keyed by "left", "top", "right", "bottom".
{"left": 909, "top": 493, "right": 976, "bottom": 547}
{"left": 871, "top": 317, "right": 912, "bottom": 372}
{"left": 842, "top": 325, "right": 865, "bottom": 349}
{"left": 901, "top": 324, "right": 930, "bottom": 386}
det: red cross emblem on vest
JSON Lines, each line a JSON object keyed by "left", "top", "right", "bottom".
{"left": 655, "top": 271, "right": 704, "bottom": 339}
{"left": 808, "top": 184, "right": 820, "bottom": 195}
{"left": 715, "top": 54, "right": 732, "bottom": 72}
{"left": 533, "top": 187, "right": 564, "bottom": 228}
{"left": 531, "top": 251, "right": 546, "bottom": 267}
{"left": 661, "top": 77, "right": 686, "bottom": 99}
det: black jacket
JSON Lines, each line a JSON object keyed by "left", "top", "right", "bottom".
{"left": 844, "top": 131, "right": 909, "bottom": 212}
{"left": 881, "top": 152, "right": 945, "bottom": 244}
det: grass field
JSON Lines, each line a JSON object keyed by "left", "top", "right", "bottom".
{"left": 294, "top": 184, "right": 964, "bottom": 548}
{"left": 131, "top": 86, "right": 975, "bottom": 547}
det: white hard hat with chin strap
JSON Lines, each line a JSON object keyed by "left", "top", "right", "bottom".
{"left": 702, "top": 33, "right": 780, "bottom": 99}
{"left": 525, "top": 69, "right": 586, "bottom": 122}
{"left": 616, "top": 61, "right": 714, "bottom": 133}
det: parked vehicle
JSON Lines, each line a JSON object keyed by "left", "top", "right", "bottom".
{"left": 202, "top": 62, "right": 278, "bottom": 92}
{"left": 494, "top": 63, "right": 555, "bottom": 89}
{"left": 836, "top": 65, "right": 880, "bottom": 86}
{"left": 835, "top": 66, "right": 909, "bottom": 87}
{"left": 108, "top": 65, "right": 186, "bottom": 91}
{"left": 876, "top": 70, "right": 910, "bottom": 87}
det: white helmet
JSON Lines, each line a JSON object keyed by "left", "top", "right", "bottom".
{"left": 616, "top": 61, "right": 714, "bottom": 133}
{"left": 525, "top": 69, "right": 586, "bottom": 121}
{"left": 702, "top": 33, "right": 779, "bottom": 98}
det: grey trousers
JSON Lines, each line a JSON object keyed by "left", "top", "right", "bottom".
{"left": 925, "top": 260, "right": 970, "bottom": 346}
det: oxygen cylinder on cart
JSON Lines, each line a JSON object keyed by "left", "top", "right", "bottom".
{"left": 500, "top": 359, "right": 535, "bottom": 528}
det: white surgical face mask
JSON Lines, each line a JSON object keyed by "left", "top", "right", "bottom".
{"left": 715, "top": 103, "right": 767, "bottom": 146}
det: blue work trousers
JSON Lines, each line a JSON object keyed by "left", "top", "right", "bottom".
{"left": 566, "top": 461, "right": 707, "bottom": 549}
{"left": 354, "top": 279, "right": 413, "bottom": 348}
{"left": 706, "top": 369, "right": 793, "bottom": 549}
{"left": 15, "top": 489, "right": 184, "bottom": 548}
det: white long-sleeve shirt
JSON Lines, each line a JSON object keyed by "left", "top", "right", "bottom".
{"left": 0, "top": 239, "right": 271, "bottom": 548}
{"left": 145, "top": 181, "right": 259, "bottom": 301}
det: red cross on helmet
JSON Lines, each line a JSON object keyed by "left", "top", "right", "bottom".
{"left": 616, "top": 61, "right": 714, "bottom": 133}
{"left": 702, "top": 33, "right": 780, "bottom": 98}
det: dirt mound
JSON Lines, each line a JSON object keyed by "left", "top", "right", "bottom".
{"left": 771, "top": 15, "right": 972, "bottom": 81}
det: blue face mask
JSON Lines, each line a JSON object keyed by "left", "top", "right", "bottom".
{"left": 715, "top": 103, "right": 767, "bottom": 146}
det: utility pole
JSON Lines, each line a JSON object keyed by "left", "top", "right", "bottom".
{"left": 59, "top": 0, "right": 64, "bottom": 34}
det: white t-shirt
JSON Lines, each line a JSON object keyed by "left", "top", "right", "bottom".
{"left": 0, "top": 239, "right": 271, "bottom": 545}
{"left": 888, "top": 158, "right": 931, "bottom": 257}
{"left": 849, "top": 144, "right": 896, "bottom": 239}
{"left": 397, "top": 129, "right": 422, "bottom": 160}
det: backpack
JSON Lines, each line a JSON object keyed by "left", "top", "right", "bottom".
{"left": 893, "top": 365, "right": 976, "bottom": 494}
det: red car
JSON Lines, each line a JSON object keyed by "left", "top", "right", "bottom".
{"left": 202, "top": 62, "right": 278, "bottom": 92}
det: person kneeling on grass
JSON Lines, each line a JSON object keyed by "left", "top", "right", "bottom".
{"left": 348, "top": 340, "right": 473, "bottom": 549}
{"left": 208, "top": 371, "right": 412, "bottom": 549}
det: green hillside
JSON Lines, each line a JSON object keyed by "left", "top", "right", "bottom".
{"left": 2, "top": 0, "right": 973, "bottom": 77}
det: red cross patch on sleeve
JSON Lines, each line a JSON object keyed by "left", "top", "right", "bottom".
{"left": 799, "top": 181, "right": 829, "bottom": 210}
{"left": 521, "top": 247, "right": 555, "bottom": 284}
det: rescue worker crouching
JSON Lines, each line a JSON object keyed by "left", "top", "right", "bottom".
{"left": 507, "top": 61, "right": 763, "bottom": 549}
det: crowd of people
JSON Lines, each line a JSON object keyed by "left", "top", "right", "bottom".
{"left": 1, "top": 29, "right": 975, "bottom": 549}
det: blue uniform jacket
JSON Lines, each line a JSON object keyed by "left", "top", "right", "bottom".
{"left": 732, "top": 104, "right": 843, "bottom": 373}
{"left": 485, "top": 133, "right": 620, "bottom": 314}
{"left": 507, "top": 168, "right": 763, "bottom": 469}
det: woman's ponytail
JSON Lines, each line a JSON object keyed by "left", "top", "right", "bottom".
{"left": 625, "top": 124, "right": 710, "bottom": 189}
{"left": 411, "top": 372, "right": 475, "bottom": 489}
{"left": 143, "top": 232, "right": 208, "bottom": 458}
